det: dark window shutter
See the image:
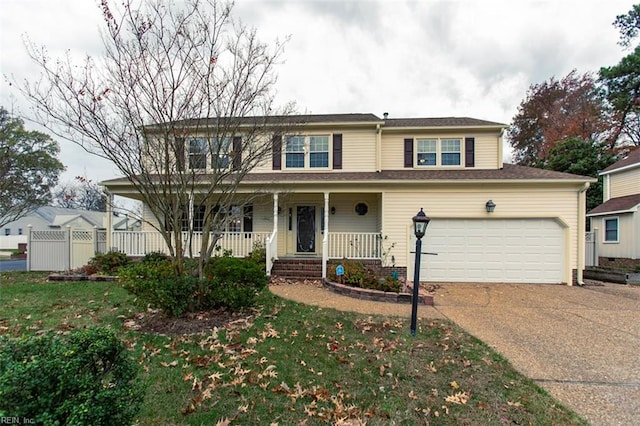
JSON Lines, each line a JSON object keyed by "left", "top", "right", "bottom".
{"left": 232, "top": 136, "right": 242, "bottom": 170}
{"left": 404, "top": 138, "right": 414, "bottom": 168}
{"left": 465, "top": 137, "right": 475, "bottom": 167}
{"left": 333, "top": 134, "right": 343, "bottom": 169}
{"left": 243, "top": 205, "right": 253, "bottom": 234}
{"left": 272, "top": 134, "right": 282, "bottom": 170}
{"left": 175, "top": 137, "right": 185, "bottom": 171}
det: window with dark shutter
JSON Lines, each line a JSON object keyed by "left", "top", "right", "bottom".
{"left": 465, "top": 137, "right": 475, "bottom": 168}
{"left": 404, "top": 138, "right": 414, "bottom": 168}
{"left": 272, "top": 134, "right": 282, "bottom": 170}
{"left": 232, "top": 136, "right": 242, "bottom": 170}
{"left": 333, "top": 134, "right": 342, "bottom": 169}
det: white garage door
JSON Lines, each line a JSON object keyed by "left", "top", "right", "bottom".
{"left": 409, "top": 219, "right": 564, "bottom": 284}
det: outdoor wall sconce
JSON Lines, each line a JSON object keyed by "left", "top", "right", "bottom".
{"left": 331, "top": 206, "right": 336, "bottom": 215}
{"left": 485, "top": 200, "right": 496, "bottom": 213}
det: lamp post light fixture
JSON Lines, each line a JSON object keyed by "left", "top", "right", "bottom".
{"left": 485, "top": 200, "right": 496, "bottom": 213}
{"left": 410, "top": 208, "right": 430, "bottom": 336}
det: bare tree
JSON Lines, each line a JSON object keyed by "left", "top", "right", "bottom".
{"left": 17, "top": 0, "right": 294, "bottom": 276}
{"left": 53, "top": 176, "right": 108, "bottom": 212}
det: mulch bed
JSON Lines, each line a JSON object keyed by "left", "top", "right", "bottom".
{"left": 123, "top": 308, "right": 254, "bottom": 336}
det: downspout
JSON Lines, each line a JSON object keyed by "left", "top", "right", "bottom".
{"left": 576, "top": 182, "right": 590, "bottom": 286}
{"left": 376, "top": 124, "right": 382, "bottom": 172}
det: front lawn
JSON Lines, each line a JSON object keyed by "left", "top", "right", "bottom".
{"left": 0, "top": 272, "right": 586, "bottom": 425}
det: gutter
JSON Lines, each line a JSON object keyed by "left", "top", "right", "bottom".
{"left": 576, "top": 182, "right": 590, "bottom": 286}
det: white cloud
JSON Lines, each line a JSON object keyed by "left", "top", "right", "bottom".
{"left": 1, "top": 0, "right": 636, "bottom": 179}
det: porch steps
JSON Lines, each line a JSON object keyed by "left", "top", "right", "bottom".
{"left": 271, "top": 258, "right": 322, "bottom": 279}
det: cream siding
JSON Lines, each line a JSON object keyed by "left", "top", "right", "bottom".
{"left": 592, "top": 213, "right": 639, "bottom": 259}
{"left": 473, "top": 135, "right": 500, "bottom": 169}
{"left": 142, "top": 203, "right": 160, "bottom": 231}
{"left": 609, "top": 168, "right": 640, "bottom": 199}
{"left": 381, "top": 185, "right": 580, "bottom": 283}
{"left": 341, "top": 129, "right": 377, "bottom": 172}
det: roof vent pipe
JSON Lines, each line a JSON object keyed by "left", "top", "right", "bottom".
{"left": 383, "top": 112, "right": 388, "bottom": 119}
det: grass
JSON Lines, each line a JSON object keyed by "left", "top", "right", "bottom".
{"left": 0, "top": 271, "right": 587, "bottom": 425}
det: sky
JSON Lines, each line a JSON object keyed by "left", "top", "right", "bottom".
{"left": 0, "top": 0, "right": 637, "bottom": 186}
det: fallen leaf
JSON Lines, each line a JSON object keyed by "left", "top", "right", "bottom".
{"left": 450, "top": 381, "right": 459, "bottom": 389}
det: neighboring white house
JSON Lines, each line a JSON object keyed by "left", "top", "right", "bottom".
{"left": 587, "top": 148, "right": 640, "bottom": 269}
{"left": 0, "top": 207, "right": 107, "bottom": 250}
{"left": 102, "top": 113, "right": 595, "bottom": 285}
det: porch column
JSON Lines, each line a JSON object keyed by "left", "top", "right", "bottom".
{"left": 273, "top": 192, "right": 279, "bottom": 240}
{"left": 265, "top": 192, "right": 279, "bottom": 276}
{"left": 106, "top": 191, "right": 113, "bottom": 251}
{"left": 322, "top": 192, "right": 329, "bottom": 278}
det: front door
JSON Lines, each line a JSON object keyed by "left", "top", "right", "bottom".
{"left": 296, "top": 206, "right": 316, "bottom": 253}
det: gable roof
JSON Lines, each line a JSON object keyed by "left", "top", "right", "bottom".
{"left": 35, "top": 206, "right": 105, "bottom": 228}
{"left": 587, "top": 193, "right": 640, "bottom": 216}
{"left": 601, "top": 148, "right": 640, "bottom": 174}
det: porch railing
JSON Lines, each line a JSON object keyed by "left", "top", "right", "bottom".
{"left": 265, "top": 229, "right": 278, "bottom": 276}
{"left": 110, "top": 231, "right": 270, "bottom": 258}
{"left": 328, "top": 232, "right": 382, "bottom": 259}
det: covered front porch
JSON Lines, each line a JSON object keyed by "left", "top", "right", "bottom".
{"left": 106, "top": 191, "right": 384, "bottom": 277}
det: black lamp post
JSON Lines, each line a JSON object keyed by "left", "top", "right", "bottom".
{"left": 411, "top": 208, "right": 430, "bottom": 336}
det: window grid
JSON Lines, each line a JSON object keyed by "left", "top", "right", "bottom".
{"left": 188, "top": 138, "right": 207, "bottom": 170}
{"left": 210, "top": 137, "right": 231, "bottom": 170}
{"left": 417, "top": 139, "right": 437, "bottom": 166}
{"left": 309, "top": 136, "right": 329, "bottom": 168}
{"left": 441, "top": 138, "right": 461, "bottom": 166}
{"left": 285, "top": 136, "right": 305, "bottom": 168}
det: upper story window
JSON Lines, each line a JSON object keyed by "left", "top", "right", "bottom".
{"left": 604, "top": 217, "right": 619, "bottom": 243}
{"left": 189, "top": 138, "right": 207, "bottom": 170}
{"left": 415, "top": 138, "right": 462, "bottom": 167}
{"left": 285, "top": 135, "right": 330, "bottom": 169}
{"left": 4, "top": 229, "right": 10, "bottom": 236}
{"left": 210, "top": 137, "right": 231, "bottom": 169}
{"left": 285, "top": 136, "right": 305, "bottom": 168}
{"left": 187, "top": 137, "right": 237, "bottom": 171}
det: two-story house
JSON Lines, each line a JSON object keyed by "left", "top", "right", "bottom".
{"left": 587, "top": 148, "right": 640, "bottom": 269}
{"left": 102, "top": 113, "right": 594, "bottom": 285}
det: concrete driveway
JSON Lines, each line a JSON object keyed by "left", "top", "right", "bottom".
{"left": 433, "top": 283, "right": 640, "bottom": 426}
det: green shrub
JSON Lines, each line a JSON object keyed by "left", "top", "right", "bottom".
{"left": 202, "top": 256, "right": 268, "bottom": 310}
{"left": 89, "top": 250, "right": 129, "bottom": 275}
{"left": 328, "top": 260, "right": 402, "bottom": 292}
{"left": 0, "top": 328, "right": 143, "bottom": 425}
{"left": 328, "top": 260, "right": 378, "bottom": 288}
{"left": 141, "top": 251, "right": 170, "bottom": 265}
{"left": 247, "top": 240, "right": 267, "bottom": 268}
{"left": 119, "top": 260, "right": 198, "bottom": 317}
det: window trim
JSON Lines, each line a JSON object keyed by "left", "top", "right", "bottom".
{"left": 414, "top": 137, "right": 463, "bottom": 168}
{"left": 603, "top": 217, "right": 619, "bottom": 243}
{"left": 283, "top": 134, "right": 332, "bottom": 170}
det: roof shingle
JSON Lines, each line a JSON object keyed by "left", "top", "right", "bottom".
{"left": 601, "top": 148, "right": 640, "bottom": 173}
{"left": 587, "top": 193, "right": 640, "bottom": 215}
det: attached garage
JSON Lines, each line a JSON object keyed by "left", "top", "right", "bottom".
{"left": 409, "top": 218, "right": 565, "bottom": 284}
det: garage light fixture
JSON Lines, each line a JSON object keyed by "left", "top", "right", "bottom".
{"left": 485, "top": 200, "right": 496, "bottom": 213}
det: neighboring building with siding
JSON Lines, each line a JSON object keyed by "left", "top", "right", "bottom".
{"left": 102, "top": 113, "right": 594, "bottom": 285}
{"left": 0, "top": 206, "right": 107, "bottom": 250}
{"left": 587, "top": 149, "right": 640, "bottom": 268}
